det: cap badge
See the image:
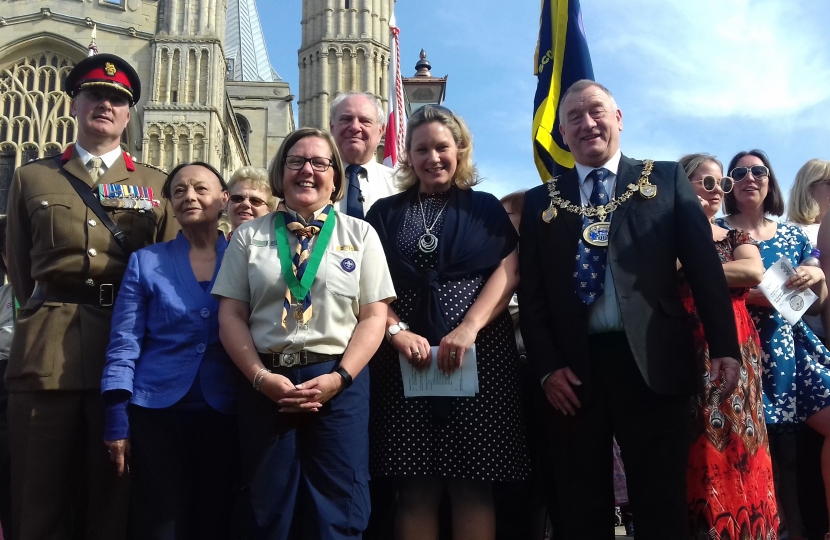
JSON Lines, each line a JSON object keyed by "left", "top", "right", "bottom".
{"left": 104, "top": 62, "right": 117, "bottom": 77}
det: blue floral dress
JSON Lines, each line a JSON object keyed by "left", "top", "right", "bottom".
{"left": 716, "top": 219, "right": 830, "bottom": 424}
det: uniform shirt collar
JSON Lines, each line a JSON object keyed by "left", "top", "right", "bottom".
{"left": 575, "top": 149, "right": 622, "bottom": 185}
{"left": 74, "top": 143, "right": 123, "bottom": 170}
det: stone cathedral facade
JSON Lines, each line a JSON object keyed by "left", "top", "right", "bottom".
{"left": 0, "top": 0, "right": 293, "bottom": 212}
{"left": 298, "top": 0, "right": 394, "bottom": 130}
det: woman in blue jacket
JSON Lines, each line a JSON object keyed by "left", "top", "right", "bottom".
{"left": 101, "top": 161, "right": 238, "bottom": 540}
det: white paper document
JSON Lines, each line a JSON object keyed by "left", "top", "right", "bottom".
{"left": 758, "top": 256, "right": 818, "bottom": 325}
{"left": 399, "top": 345, "right": 479, "bottom": 397}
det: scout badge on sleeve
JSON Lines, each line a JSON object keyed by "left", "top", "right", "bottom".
{"left": 98, "top": 184, "right": 160, "bottom": 211}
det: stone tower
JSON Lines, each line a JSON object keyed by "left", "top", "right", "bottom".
{"left": 142, "top": 0, "right": 244, "bottom": 173}
{"left": 298, "top": 0, "right": 393, "bottom": 129}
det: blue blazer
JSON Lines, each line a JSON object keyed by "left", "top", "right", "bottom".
{"left": 102, "top": 232, "right": 237, "bottom": 413}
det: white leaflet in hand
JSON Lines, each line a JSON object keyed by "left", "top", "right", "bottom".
{"left": 398, "top": 345, "right": 478, "bottom": 397}
{"left": 758, "top": 256, "right": 818, "bottom": 325}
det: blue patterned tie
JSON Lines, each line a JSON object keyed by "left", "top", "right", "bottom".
{"left": 574, "top": 168, "right": 610, "bottom": 305}
{"left": 345, "top": 164, "right": 365, "bottom": 219}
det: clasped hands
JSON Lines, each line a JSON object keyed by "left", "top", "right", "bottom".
{"left": 390, "top": 323, "right": 476, "bottom": 374}
{"left": 261, "top": 371, "right": 343, "bottom": 413}
{"left": 543, "top": 356, "right": 742, "bottom": 416}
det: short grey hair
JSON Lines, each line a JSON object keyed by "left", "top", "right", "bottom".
{"left": 329, "top": 91, "right": 386, "bottom": 128}
{"left": 558, "top": 79, "right": 618, "bottom": 122}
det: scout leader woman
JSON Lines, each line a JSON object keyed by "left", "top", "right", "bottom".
{"left": 213, "top": 127, "right": 396, "bottom": 540}
{"left": 5, "top": 53, "right": 177, "bottom": 539}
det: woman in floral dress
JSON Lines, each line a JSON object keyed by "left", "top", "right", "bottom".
{"left": 718, "top": 149, "right": 830, "bottom": 540}
{"left": 679, "top": 153, "right": 778, "bottom": 539}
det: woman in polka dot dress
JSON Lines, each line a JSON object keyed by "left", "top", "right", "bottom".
{"left": 366, "top": 105, "right": 529, "bottom": 540}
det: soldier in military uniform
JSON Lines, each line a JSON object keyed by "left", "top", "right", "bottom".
{"left": 5, "top": 53, "right": 178, "bottom": 540}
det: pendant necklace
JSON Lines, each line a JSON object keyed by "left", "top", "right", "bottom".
{"left": 417, "top": 193, "right": 450, "bottom": 253}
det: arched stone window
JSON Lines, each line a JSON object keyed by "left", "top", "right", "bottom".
{"left": 236, "top": 114, "right": 251, "bottom": 150}
{"left": 0, "top": 51, "right": 77, "bottom": 209}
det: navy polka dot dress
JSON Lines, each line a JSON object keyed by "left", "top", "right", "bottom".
{"left": 369, "top": 192, "right": 530, "bottom": 481}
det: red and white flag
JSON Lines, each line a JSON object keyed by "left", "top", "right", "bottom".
{"left": 383, "top": 12, "right": 405, "bottom": 168}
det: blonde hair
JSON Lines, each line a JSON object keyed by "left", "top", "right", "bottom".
{"left": 787, "top": 159, "right": 830, "bottom": 225}
{"left": 228, "top": 166, "right": 278, "bottom": 210}
{"left": 395, "top": 105, "right": 480, "bottom": 191}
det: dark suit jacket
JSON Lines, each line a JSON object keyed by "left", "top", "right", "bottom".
{"left": 518, "top": 155, "right": 740, "bottom": 403}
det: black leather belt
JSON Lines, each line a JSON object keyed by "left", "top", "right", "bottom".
{"left": 259, "top": 351, "right": 342, "bottom": 368}
{"left": 30, "top": 281, "right": 118, "bottom": 308}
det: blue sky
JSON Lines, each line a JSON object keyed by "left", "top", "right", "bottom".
{"left": 257, "top": 0, "right": 830, "bottom": 206}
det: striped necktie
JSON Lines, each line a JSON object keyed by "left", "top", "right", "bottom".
{"left": 279, "top": 202, "right": 332, "bottom": 328}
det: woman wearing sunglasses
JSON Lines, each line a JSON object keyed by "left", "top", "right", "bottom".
{"left": 717, "top": 149, "right": 830, "bottom": 540}
{"left": 224, "top": 166, "right": 277, "bottom": 237}
{"left": 678, "top": 154, "right": 778, "bottom": 538}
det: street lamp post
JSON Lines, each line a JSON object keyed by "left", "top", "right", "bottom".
{"left": 401, "top": 50, "right": 448, "bottom": 118}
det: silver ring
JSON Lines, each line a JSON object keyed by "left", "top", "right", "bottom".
{"left": 449, "top": 351, "right": 457, "bottom": 358}
{"left": 413, "top": 351, "right": 421, "bottom": 358}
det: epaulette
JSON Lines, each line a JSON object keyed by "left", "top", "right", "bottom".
{"left": 131, "top": 159, "right": 168, "bottom": 174}
{"left": 22, "top": 155, "right": 58, "bottom": 166}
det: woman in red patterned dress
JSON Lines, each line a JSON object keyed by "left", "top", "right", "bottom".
{"left": 678, "top": 153, "right": 780, "bottom": 539}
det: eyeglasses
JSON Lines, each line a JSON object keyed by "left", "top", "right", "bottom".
{"left": 229, "top": 194, "right": 267, "bottom": 207}
{"left": 284, "top": 156, "right": 334, "bottom": 172}
{"left": 692, "top": 175, "right": 734, "bottom": 194}
{"left": 729, "top": 165, "right": 769, "bottom": 182}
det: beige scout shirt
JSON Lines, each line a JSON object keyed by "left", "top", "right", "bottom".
{"left": 212, "top": 208, "right": 396, "bottom": 355}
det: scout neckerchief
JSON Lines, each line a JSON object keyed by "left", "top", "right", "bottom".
{"left": 274, "top": 201, "right": 336, "bottom": 328}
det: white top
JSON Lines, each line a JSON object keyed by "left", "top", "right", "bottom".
{"left": 74, "top": 143, "right": 123, "bottom": 173}
{"left": 786, "top": 221, "right": 824, "bottom": 337}
{"left": 335, "top": 160, "right": 399, "bottom": 216}
{"left": 574, "top": 149, "right": 624, "bottom": 333}
{"left": 212, "top": 209, "right": 396, "bottom": 355}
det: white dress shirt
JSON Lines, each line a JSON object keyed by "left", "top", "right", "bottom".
{"left": 573, "top": 149, "right": 624, "bottom": 334}
{"left": 335, "top": 160, "right": 399, "bottom": 216}
{"left": 74, "top": 143, "right": 123, "bottom": 175}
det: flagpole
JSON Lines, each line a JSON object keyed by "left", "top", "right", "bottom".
{"left": 384, "top": 12, "right": 405, "bottom": 168}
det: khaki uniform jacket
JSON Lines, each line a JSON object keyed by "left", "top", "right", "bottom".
{"left": 5, "top": 146, "right": 179, "bottom": 392}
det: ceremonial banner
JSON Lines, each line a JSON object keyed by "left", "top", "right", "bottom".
{"left": 532, "top": 0, "right": 594, "bottom": 181}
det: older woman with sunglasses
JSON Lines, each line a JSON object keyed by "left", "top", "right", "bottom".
{"left": 224, "top": 166, "right": 277, "bottom": 237}
{"left": 678, "top": 154, "right": 778, "bottom": 538}
{"left": 717, "top": 150, "right": 830, "bottom": 540}
{"left": 214, "top": 127, "right": 395, "bottom": 539}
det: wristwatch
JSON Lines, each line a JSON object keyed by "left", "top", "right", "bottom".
{"left": 386, "top": 321, "right": 410, "bottom": 341}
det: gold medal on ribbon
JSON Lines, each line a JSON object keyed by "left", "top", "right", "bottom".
{"left": 542, "top": 203, "right": 558, "bottom": 223}
{"left": 293, "top": 305, "right": 305, "bottom": 321}
{"left": 639, "top": 182, "right": 657, "bottom": 199}
{"left": 582, "top": 221, "right": 611, "bottom": 247}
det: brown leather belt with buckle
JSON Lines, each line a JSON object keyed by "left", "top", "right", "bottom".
{"left": 259, "top": 351, "right": 342, "bottom": 369}
{"left": 30, "top": 281, "right": 118, "bottom": 308}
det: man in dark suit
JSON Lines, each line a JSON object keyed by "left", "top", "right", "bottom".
{"left": 518, "top": 80, "right": 741, "bottom": 539}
